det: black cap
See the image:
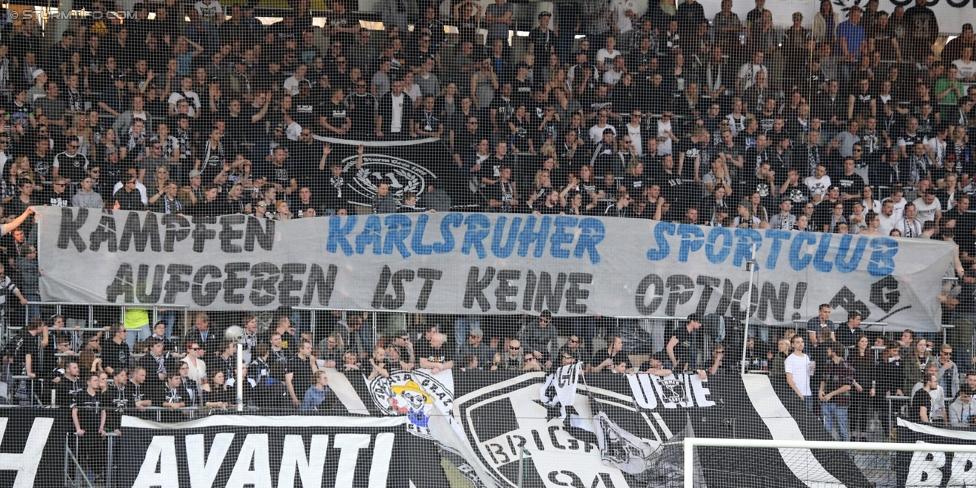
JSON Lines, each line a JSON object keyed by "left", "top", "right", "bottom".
{"left": 538, "top": 11, "right": 551, "bottom": 18}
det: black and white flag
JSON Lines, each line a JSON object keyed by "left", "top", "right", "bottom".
{"left": 539, "top": 363, "right": 581, "bottom": 420}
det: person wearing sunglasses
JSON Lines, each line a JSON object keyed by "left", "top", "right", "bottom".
{"left": 492, "top": 339, "right": 525, "bottom": 371}
{"left": 519, "top": 310, "right": 558, "bottom": 370}
{"left": 52, "top": 136, "right": 90, "bottom": 185}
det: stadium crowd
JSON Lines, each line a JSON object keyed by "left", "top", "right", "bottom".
{"left": 0, "top": 0, "right": 973, "bottom": 479}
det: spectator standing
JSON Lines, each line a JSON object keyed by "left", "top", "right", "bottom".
{"left": 519, "top": 310, "right": 558, "bottom": 370}
{"left": 904, "top": 0, "right": 938, "bottom": 61}
{"left": 818, "top": 341, "right": 855, "bottom": 443}
{"left": 909, "top": 373, "right": 940, "bottom": 423}
{"left": 416, "top": 332, "right": 454, "bottom": 374}
{"left": 71, "top": 374, "right": 106, "bottom": 477}
{"left": 848, "top": 334, "right": 877, "bottom": 441}
{"left": 485, "top": 0, "right": 516, "bottom": 47}
{"left": 285, "top": 340, "right": 317, "bottom": 408}
{"left": 785, "top": 334, "right": 814, "bottom": 409}
{"left": 666, "top": 313, "right": 703, "bottom": 372}
{"left": 879, "top": 340, "right": 904, "bottom": 402}
{"left": 935, "top": 343, "right": 960, "bottom": 399}
{"left": 904, "top": 338, "right": 934, "bottom": 392}
{"left": 583, "top": 0, "right": 612, "bottom": 50}
{"left": 769, "top": 337, "right": 791, "bottom": 395}
{"left": 806, "top": 303, "right": 836, "bottom": 345}
{"left": 837, "top": 7, "right": 867, "bottom": 83}
{"left": 835, "top": 310, "right": 863, "bottom": 347}
{"left": 949, "top": 386, "right": 976, "bottom": 427}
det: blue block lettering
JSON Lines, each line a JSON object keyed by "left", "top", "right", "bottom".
{"left": 550, "top": 216, "right": 578, "bottom": 259}
{"left": 676, "top": 224, "right": 705, "bottom": 262}
{"left": 647, "top": 222, "right": 676, "bottom": 261}
{"left": 704, "top": 227, "right": 732, "bottom": 264}
{"left": 789, "top": 232, "right": 817, "bottom": 271}
{"left": 867, "top": 238, "right": 898, "bottom": 277}
{"left": 433, "top": 213, "right": 463, "bottom": 254}
{"left": 491, "top": 216, "right": 522, "bottom": 258}
{"left": 835, "top": 235, "right": 868, "bottom": 273}
{"left": 517, "top": 216, "right": 551, "bottom": 258}
{"left": 575, "top": 218, "right": 605, "bottom": 264}
{"left": 732, "top": 228, "right": 763, "bottom": 268}
{"left": 326, "top": 215, "right": 357, "bottom": 255}
{"left": 383, "top": 214, "right": 412, "bottom": 258}
{"left": 410, "top": 214, "right": 433, "bottom": 256}
{"left": 461, "top": 214, "right": 492, "bottom": 259}
{"left": 354, "top": 215, "right": 384, "bottom": 255}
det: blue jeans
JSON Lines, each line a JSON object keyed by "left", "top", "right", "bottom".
{"left": 747, "top": 324, "right": 770, "bottom": 343}
{"left": 573, "top": 316, "right": 596, "bottom": 358}
{"left": 125, "top": 324, "right": 152, "bottom": 350}
{"left": 455, "top": 317, "right": 480, "bottom": 356}
{"left": 158, "top": 310, "right": 177, "bottom": 340}
{"left": 804, "top": 395, "right": 815, "bottom": 411}
{"left": 822, "top": 402, "right": 850, "bottom": 443}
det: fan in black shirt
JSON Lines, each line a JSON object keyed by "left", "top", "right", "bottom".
{"left": 104, "top": 369, "right": 135, "bottom": 435}
{"left": 100, "top": 325, "right": 131, "bottom": 375}
{"left": 53, "top": 359, "right": 84, "bottom": 407}
{"left": 285, "top": 341, "right": 317, "bottom": 407}
{"left": 72, "top": 374, "right": 107, "bottom": 472}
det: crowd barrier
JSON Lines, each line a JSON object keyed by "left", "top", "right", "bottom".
{"left": 4, "top": 369, "right": 975, "bottom": 487}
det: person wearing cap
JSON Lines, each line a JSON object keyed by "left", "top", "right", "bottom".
{"left": 944, "top": 23, "right": 975, "bottom": 65}
{"left": 519, "top": 310, "right": 558, "bottom": 370}
{"left": 666, "top": 314, "right": 703, "bottom": 371}
{"left": 591, "top": 126, "right": 620, "bottom": 175}
{"left": 458, "top": 328, "right": 494, "bottom": 368}
{"left": 528, "top": 11, "right": 556, "bottom": 62}
{"left": 179, "top": 169, "right": 206, "bottom": 207}
{"left": 568, "top": 50, "right": 599, "bottom": 92}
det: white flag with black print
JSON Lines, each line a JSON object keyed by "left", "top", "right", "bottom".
{"left": 593, "top": 411, "right": 656, "bottom": 475}
{"left": 539, "top": 362, "right": 581, "bottom": 420}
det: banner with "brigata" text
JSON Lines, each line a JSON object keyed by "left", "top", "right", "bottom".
{"left": 37, "top": 207, "right": 953, "bottom": 330}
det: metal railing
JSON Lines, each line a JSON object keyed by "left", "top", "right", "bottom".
{"left": 64, "top": 433, "right": 95, "bottom": 488}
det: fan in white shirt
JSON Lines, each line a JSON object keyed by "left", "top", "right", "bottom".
{"left": 912, "top": 193, "right": 942, "bottom": 224}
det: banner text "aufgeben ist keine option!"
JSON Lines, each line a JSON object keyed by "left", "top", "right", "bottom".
{"left": 37, "top": 208, "right": 953, "bottom": 330}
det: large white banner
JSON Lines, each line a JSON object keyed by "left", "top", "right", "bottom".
{"left": 36, "top": 207, "right": 952, "bottom": 329}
